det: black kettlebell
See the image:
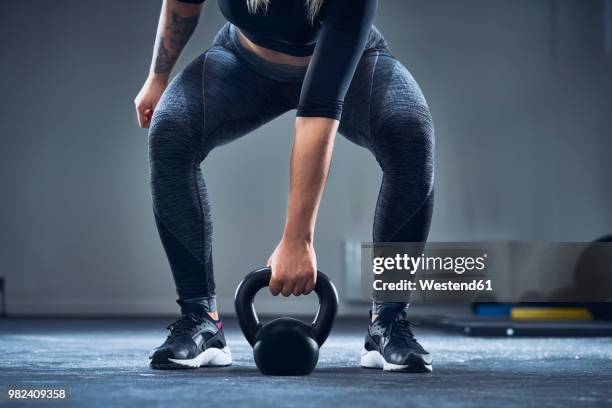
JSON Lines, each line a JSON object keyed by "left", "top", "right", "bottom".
{"left": 234, "top": 267, "right": 338, "bottom": 376}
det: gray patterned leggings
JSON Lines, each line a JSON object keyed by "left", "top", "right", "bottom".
{"left": 149, "top": 24, "right": 434, "bottom": 313}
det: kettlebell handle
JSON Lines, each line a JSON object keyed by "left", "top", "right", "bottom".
{"left": 234, "top": 267, "right": 338, "bottom": 347}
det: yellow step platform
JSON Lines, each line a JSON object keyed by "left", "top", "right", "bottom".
{"left": 511, "top": 307, "right": 593, "bottom": 321}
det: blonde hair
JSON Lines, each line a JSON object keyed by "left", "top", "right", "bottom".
{"left": 246, "top": 0, "right": 323, "bottom": 24}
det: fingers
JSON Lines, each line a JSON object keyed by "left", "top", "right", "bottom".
{"left": 303, "top": 277, "right": 316, "bottom": 295}
{"left": 292, "top": 278, "right": 307, "bottom": 296}
{"left": 267, "top": 255, "right": 316, "bottom": 297}
{"left": 136, "top": 106, "right": 145, "bottom": 128}
{"left": 135, "top": 99, "right": 153, "bottom": 128}
{"left": 284, "top": 274, "right": 316, "bottom": 297}
{"left": 138, "top": 107, "right": 152, "bottom": 128}
{"left": 281, "top": 280, "right": 293, "bottom": 297}
{"left": 269, "top": 275, "right": 282, "bottom": 296}
{"left": 273, "top": 274, "right": 304, "bottom": 297}
{"left": 143, "top": 108, "right": 153, "bottom": 128}
{"left": 269, "top": 269, "right": 297, "bottom": 297}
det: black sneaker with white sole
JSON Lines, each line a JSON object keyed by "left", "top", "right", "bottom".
{"left": 150, "top": 312, "right": 232, "bottom": 369}
{"left": 361, "top": 310, "right": 432, "bottom": 372}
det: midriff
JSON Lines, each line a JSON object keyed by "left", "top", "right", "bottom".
{"left": 237, "top": 28, "right": 311, "bottom": 67}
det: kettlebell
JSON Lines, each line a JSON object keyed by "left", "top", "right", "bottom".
{"left": 234, "top": 267, "right": 338, "bottom": 376}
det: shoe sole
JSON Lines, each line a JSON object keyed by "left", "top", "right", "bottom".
{"left": 150, "top": 346, "right": 232, "bottom": 370}
{"left": 360, "top": 348, "right": 432, "bottom": 373}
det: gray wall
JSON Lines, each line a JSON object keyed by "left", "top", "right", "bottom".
{"left": 1, "top": 0, "right": 611, "bottom": 315}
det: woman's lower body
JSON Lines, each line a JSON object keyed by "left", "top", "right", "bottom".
{"left": 149, "top": 23, "right": 434, "bottom": 316}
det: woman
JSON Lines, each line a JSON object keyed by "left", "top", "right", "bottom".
{"left": 135, "top": 0, "right": 434, "bottom": 372}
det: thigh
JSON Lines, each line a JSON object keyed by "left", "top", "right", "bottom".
{"left": 152, "top": 45, "right": 293, "bottom": 160}
{"left": 200, "top": 46, "right": 294, "bottom": 154}
{"left": 340, "top": 51, "right": 434, "bottom": 169}
{"left": 340, "top": 51, "right": 435, "bottom": 242}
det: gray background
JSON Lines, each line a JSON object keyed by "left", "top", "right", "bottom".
{"left": 1, "top": 0, "right": 611, "bottom": 316}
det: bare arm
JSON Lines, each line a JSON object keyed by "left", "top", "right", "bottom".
{"left": 268, "top": 117, "right": 338, "bottom": 296}
{"left": 284, "top": 117, "right": 337, "bottom": 243}
{"left": 150, "top": 0, "right": 201, "bottom": 80}
{"left": 134, "top": 0, "right": 202, "bottom": 128}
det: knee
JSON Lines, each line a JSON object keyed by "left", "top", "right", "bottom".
{"left": 381, "top": 103, "right": 434, "bottom": 151}
{"left": 375, "top": 106, "right": 435, "bottom": 187}
{"left": 148, "top": 110, "right": 205, "bottom": 205}
{"left": 148, "top": 107, "right": 202, "bottom": 169}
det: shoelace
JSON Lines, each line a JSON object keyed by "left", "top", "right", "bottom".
{"left": 166, "top": 313, "right": 203, "bottom": 338}
{"left": 379, "top": 315, "right": 418, "bottom": 348}
{"left": 389, "top": 319, "right": 415, "bottom": 339}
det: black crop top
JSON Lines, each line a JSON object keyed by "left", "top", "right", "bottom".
{"left": 178, "top": 0, "right": 378, "bottom": 120}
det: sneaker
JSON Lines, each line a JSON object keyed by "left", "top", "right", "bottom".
{"left": 360, "top": 310, "right": 432, "bottom": 372}
{"left": 149, "top": 313, "right": 232, "bottom": 369}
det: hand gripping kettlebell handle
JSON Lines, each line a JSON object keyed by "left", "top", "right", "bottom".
{"left": 234, "top": 267, "right": 338, "bottom": 347}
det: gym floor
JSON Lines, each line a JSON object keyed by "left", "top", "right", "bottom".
{"left": 1, "top": 318, "right": 611, "bottom": 407}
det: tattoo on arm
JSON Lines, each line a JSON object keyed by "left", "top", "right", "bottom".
{"left": 154, "top": 36, "right": 175, "bottom": 74}
{"left": 154, "top": 8, "right": 199, "bottom": 74}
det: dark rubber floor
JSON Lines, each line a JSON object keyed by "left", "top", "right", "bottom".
{"left": 1, "top": 318, "right": 611, "bottom": 407}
